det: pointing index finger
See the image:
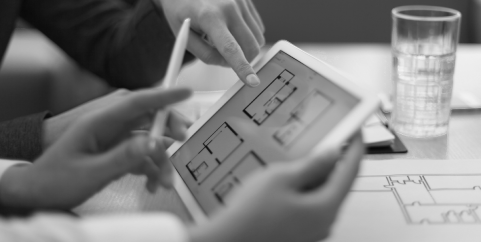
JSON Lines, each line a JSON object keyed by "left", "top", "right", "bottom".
{"left": 87, "top": 88, "right": 193, "bottom": 129}
{"left": 209, "top": 24, "right": 260, "bottom": 87}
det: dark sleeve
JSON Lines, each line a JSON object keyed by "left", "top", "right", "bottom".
{"left": 20, "top": 0, "right": 194, "bottom": 89}
{"left": 0, "top": 112, "right": 50, "bottom": 161}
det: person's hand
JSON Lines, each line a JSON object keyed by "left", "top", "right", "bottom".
{"left": 156, "top": 0, "right": 265, "bottom": 87}
{"left": 43, "top": 89, "right": 129, "bottom": 149}
{"left": 189, "top": 134, "right": 364, "bottom": 242}
{"left": 42, "top": 89, "right": 193, "bottom": 149}
{"left": 0, "top": 88, "right": 192, "bottom": 209}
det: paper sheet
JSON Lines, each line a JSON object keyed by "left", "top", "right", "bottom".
{"left": 327, "top": 159, "right": 481, "bottom": 242}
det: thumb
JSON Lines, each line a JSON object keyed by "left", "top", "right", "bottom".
{"left": 96, "top": 135, "right": 156, "bottom": 179}
{"left": 290, "top": 146, "right": 341, "bottom": 190}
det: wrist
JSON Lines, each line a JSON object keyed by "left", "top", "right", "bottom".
{"left": 43, "top": 116, "right": 65, "bottom": 149}
{"left": 0, "top": 164, "right": 33, "bottom": 208}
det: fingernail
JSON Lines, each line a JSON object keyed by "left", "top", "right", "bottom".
{"left": 246, "top": 74, "right": 260, "bottom": 87}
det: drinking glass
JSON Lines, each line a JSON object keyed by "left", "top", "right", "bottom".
{"left": 391, "top": 6, "right": 461, "bottom": 138}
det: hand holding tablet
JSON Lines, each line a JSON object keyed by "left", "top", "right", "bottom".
{"left": 189, "top": 133, "right": 364, "bottom": 242}
{"left": 167, "top": 40, "right": 380, "bottom": 222}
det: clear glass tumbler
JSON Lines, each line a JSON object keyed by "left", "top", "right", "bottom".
{"left": 391, "top": 6, "right": 461, "bottom": 138}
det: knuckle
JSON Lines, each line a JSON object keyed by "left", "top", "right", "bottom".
{"left": 198, "top": 7, "right": 222, "bottom": 23}
{"left": 220, "top": 0, "right": 237, "bottom": 12}
{"left": 235, "top": 61, "right": 253, "bottom": 75}
{"left": 221, "top": 40, "right": 240, "bottom": 56}
{"left": 199, "top": 49, "right": 222, "bottom": 65}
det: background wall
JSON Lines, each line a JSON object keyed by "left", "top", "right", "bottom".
{"left": 254, "top": 0, "right": 478, "bottom": 43}
{"left": 2, "top": 0, "right": 481, "bottom": 122}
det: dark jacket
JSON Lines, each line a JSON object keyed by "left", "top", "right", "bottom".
{"left": 0, "top": 0, "right": 193, "bottom": 161}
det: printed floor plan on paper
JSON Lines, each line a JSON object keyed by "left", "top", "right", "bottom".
{"left": 352, "top": 175, "right": 481, "bottom": 224}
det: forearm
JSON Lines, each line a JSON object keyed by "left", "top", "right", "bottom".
{"left": 101, "top": 0, "right": 196, "bottom": 88}
{"left": 21, "top": 0, "right": 194, "bottom": 89}
{"left": 0, "top": 112, "right": 50, "bottom": 161}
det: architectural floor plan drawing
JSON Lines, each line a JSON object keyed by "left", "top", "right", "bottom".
{"left": 212, "top": 152, "right": 265, "bottom": 204}
{"left": 244, "top": 70, "right": 297, "bottom": 125}
{"left": 273, "top": 90, "right": 332, "bottom": 147}
{"left": 352, "top": 174, "right": 481, "bottom": 224}
{"left": 186, "top": 122, "right": 243, "bottom": 184}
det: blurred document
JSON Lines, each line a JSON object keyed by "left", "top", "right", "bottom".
{"left": 328, "top": 159, "right": 481, "bottom": 242}
{"left": 362, "top": 115, "right": 394, "bottom": 147}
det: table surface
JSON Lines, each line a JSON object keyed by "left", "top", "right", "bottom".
{"left": 74, "top": 43, "right": 481, "bottom": 222}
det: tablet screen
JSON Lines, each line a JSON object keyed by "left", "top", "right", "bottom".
{"left": 170, "top": 51, "right": 359, "bottom": 214}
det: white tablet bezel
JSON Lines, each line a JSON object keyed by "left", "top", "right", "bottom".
{"left": 166, "top": 40, "right": 380, "bottom": 223}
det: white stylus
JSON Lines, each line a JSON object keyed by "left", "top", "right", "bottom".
{"left": 150, "top": 18, "right": 190, "bottom": 140}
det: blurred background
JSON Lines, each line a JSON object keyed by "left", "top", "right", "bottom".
{"left": 256, "top": 0, "right": 481, "bottom": 43}
{"left": 1, "top": 0, "right": 481, "bottom": 122}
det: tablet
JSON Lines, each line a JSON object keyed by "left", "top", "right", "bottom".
{"left": 167, "top": 40, "right": 380, "bottom": 223}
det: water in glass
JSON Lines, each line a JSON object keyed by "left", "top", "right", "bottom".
{"left": 391, "top": 49, "right": 455, "bottom": 138}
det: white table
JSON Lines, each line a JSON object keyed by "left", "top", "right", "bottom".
{"left": 74, "top": 43, "right": 481, "bottom": 223}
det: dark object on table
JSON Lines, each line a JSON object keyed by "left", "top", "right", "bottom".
{"left": 367, "top": 132, "right": 408, "bottom": 154}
